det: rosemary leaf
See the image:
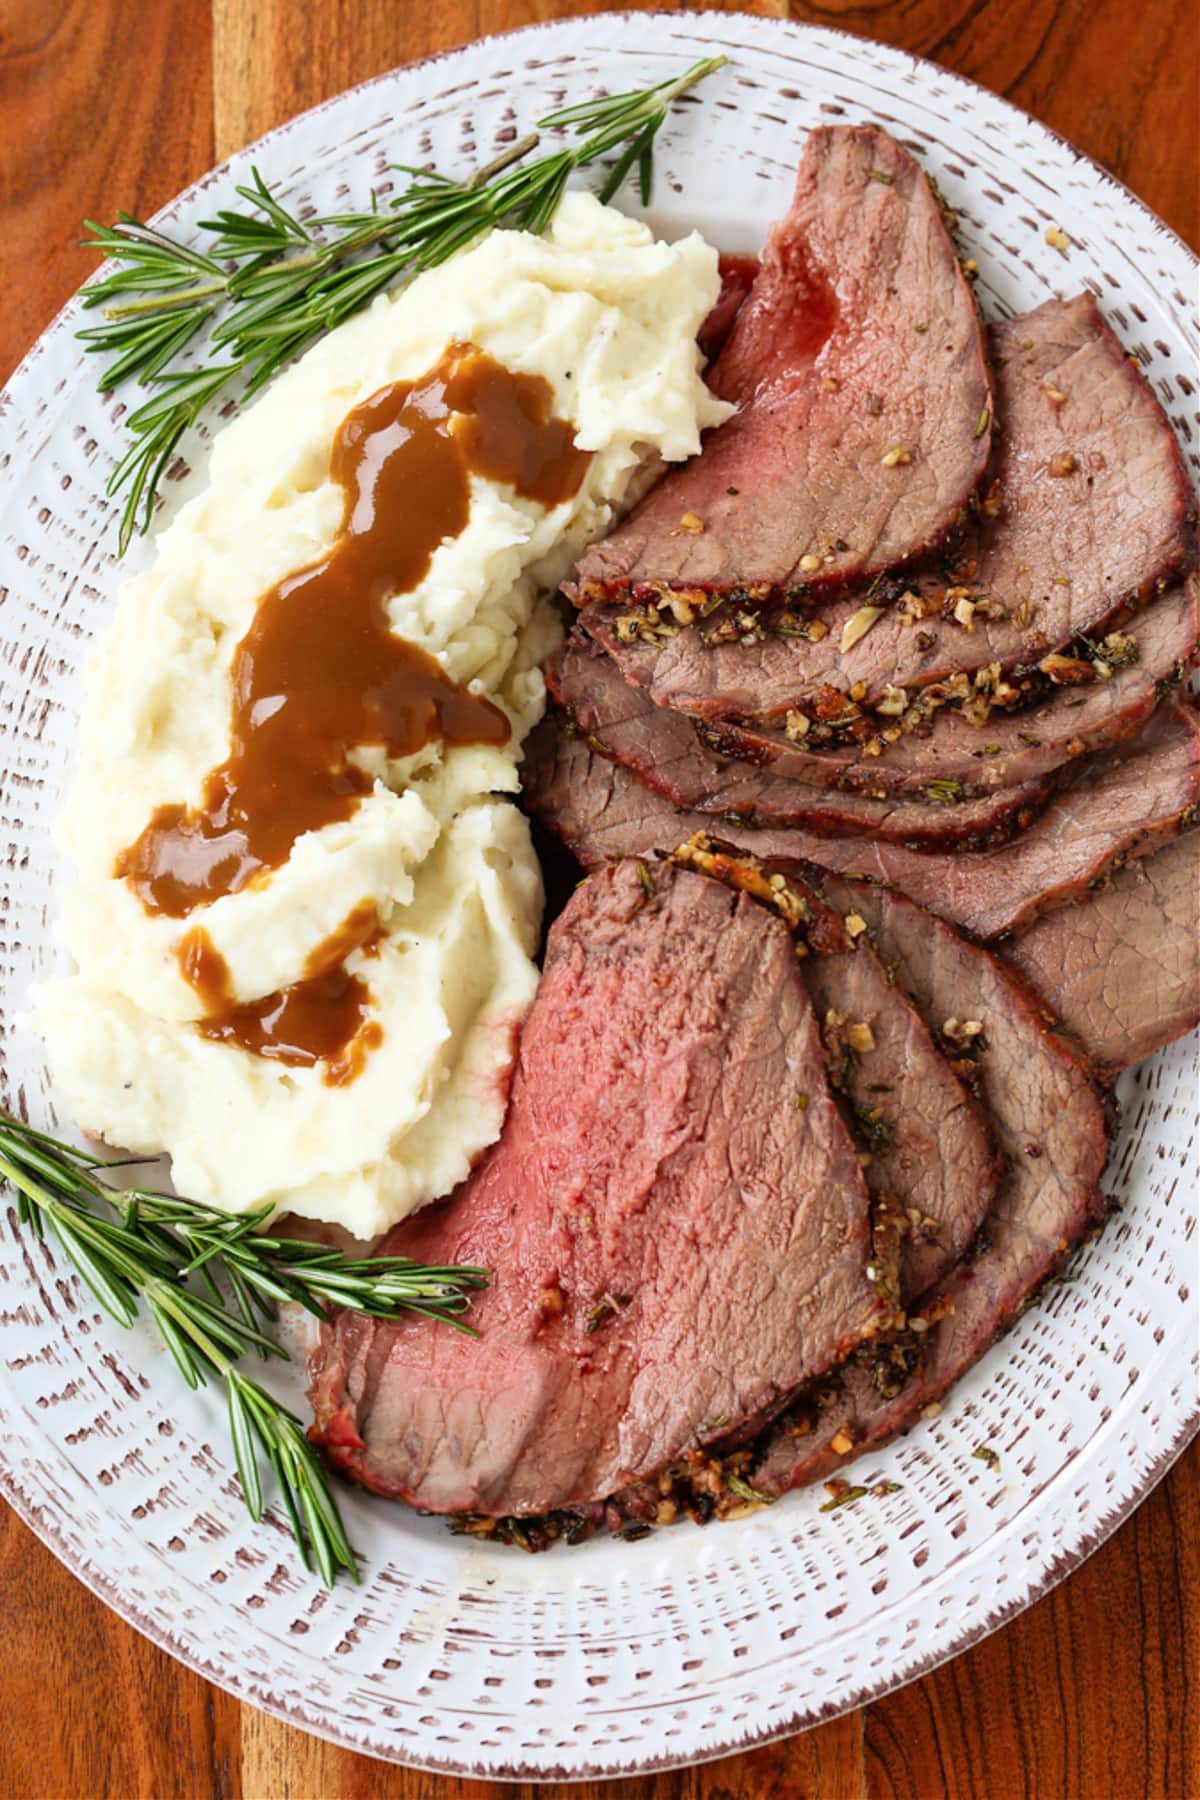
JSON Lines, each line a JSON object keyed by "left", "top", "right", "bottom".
{"left": 0, "top": 1110, "right": 487, "bottom": 1583}
{"left": 79, "top": 56, "right": 726, "bottom": 553}
{"left": 47, "top": 1213, "right": 139, "bottom": 1328}
{"left": 228, "top": 1377, "right": 264, "bottom": 1520}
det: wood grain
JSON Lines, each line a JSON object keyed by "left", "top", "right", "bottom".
{"left": 0, "top": 1, "right": 1196, "bottom": 1796}
{"left": 0, "top": 1508, "right": 241, "bottom": 1800}
{"left": 0, "top": 9, "right": 243, "bottom": 1800}
{"left": 865, "top": 1435, "right": 1200, "bottom": 1800}
{"left": 0, "top": 0, "right": 216, "bottom": 385}
{"left": 788, "top": 0, "right": 1199, "bottom": 249}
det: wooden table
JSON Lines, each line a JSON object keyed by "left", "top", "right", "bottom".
{"left": 1, "top": 3, "right": 1196, "bottom": 1795}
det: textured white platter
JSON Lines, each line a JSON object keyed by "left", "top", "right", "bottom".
{"left": 0, "top": 12, "right": 1196, "bottom": 1782}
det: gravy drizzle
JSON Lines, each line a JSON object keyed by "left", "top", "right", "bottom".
{"left": 119, "top": 343, "right": 590, "bottom": 1079}
{"left": 180, "top": 902, "right": 383, "bottom": 1086}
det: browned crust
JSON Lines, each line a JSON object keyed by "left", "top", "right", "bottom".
{"left": 543, "top": 660, "right": 1060, "bottom": 853}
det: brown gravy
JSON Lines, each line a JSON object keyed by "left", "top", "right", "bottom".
{"left": 118, "top": 342, "right": 589, "bottom": 1083}
{"left": 116, "top": 343, "right": 590, "bottom": 920}
{"left": 180, "top": 901, "right": 384, "bottom": 1085}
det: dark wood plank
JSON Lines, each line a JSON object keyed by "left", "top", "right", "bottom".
{"left": 0, "top": 8, "right": 244, "bottom": 1800}
{"left": 786, "top": 0, "right": 1198, "bottom": 247}
{"left": 211, "top": 0, "right": 483, "bottom": 152}
{"left": 864, "top": 1440, "right": 1199, "bottom": 1800}
{"left": 0, "top": 0, "right": 217, "bottom": 383}
{"left": 0, "top": 1505, "right": 240, "bottom": 1800}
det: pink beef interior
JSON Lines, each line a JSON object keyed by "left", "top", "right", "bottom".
{"left": 309, "top": 858, "right": 883, "bottom": 1516}
{"left": 583, "top": 294, "right": 1194, "bottom": 719}
{"left": 572, "top": 123, "right": 993, "bottom": 602}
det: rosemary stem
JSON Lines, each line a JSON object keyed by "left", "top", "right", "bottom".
{"left": 464, "top": 131, "right": 542, "bottom": 188}
{"left": 80, "top": 55, "right": 727, "bottom": 552}
{"left": 101, "top": 134, "right": 543, "bottom": 326}
{"left": 224, "top": 225, "right": 392, "bottom": 282}
{"left": 102, "top": 279, "right": 230, "bottom": 322}
{"left": 0, "top": 1146, "right": 71, "bottom": 1217}
{"left": 0, "top": 1112, "right": 489, "bottom": 1583}
{"left": 144, "top": 1273, "right": 238, "bottom": 1374}
{"left": 654, "top": 52, "right": 727, "bottom": 108}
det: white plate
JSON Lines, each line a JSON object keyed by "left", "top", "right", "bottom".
{"left": 0, "top": 12, "right": 1196, "bottom": 1781}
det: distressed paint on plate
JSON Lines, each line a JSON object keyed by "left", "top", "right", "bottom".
{"left": 0, "top": 12, "right": 1196, "bottom": 1781}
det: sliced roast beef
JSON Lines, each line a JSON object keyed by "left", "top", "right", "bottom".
{"left": 521, "top": 713, "right": 881, "bottom": 873}
{"left": 705, "top": 574, "right": 1200, "bottom": 801}
{"left": 698, "top": 254, "right": 758, "bottom": 361}
{"left": 1006, "top": 833, "right": 1200, "bottom": 1079}
{"left": 800, "top": 917, "right": 1001, "bottom": 1303}
{"left": 309, "top": 858, "right": 884, "bottom": 1516}
{"left": 549, "top": 627, "right": 1054, "bottom": 848}
{"left": 582, "top": 295, "right": 1195, "bottom": 720}
{"left": 813, "top": 697, "right": 1200, "bottom": 940}
{"left": 572, "top": 125, "right": 992, "bottom": 604}
{"left": 746, "top": 874, "right": 1111, "bottom": 1497}
{"left": 520, "top": 716, "right": 676, "bottom": 866}
{"left": 675, "top": 843, "right": 1001, "bottom": 1306}
{"left": 523, "top": 699, "right": 1200, "bottom": 941}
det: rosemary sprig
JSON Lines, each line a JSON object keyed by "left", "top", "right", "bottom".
{"left": 0, "top": 1112, "right": 487, "bottom": 1583}
{"left": 111, "top": 1189, "right": 487, "bottom": 1333}
{"left": 78, "top": 55, "right": 726, "bottom": 553}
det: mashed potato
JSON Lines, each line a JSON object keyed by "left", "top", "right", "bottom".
{"left": 33, "top": 193, "right": 729, "bottom": 1237}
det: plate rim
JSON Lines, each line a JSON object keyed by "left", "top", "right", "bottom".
{"left": 2, "top": 9, "right": 1195, "bottom": 410}
{"left": 0, "top": 1407, "right": 1194, "bottom": 1781}
{"left": 1, "top": 10, "right": 1196, "bottom": 1779}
